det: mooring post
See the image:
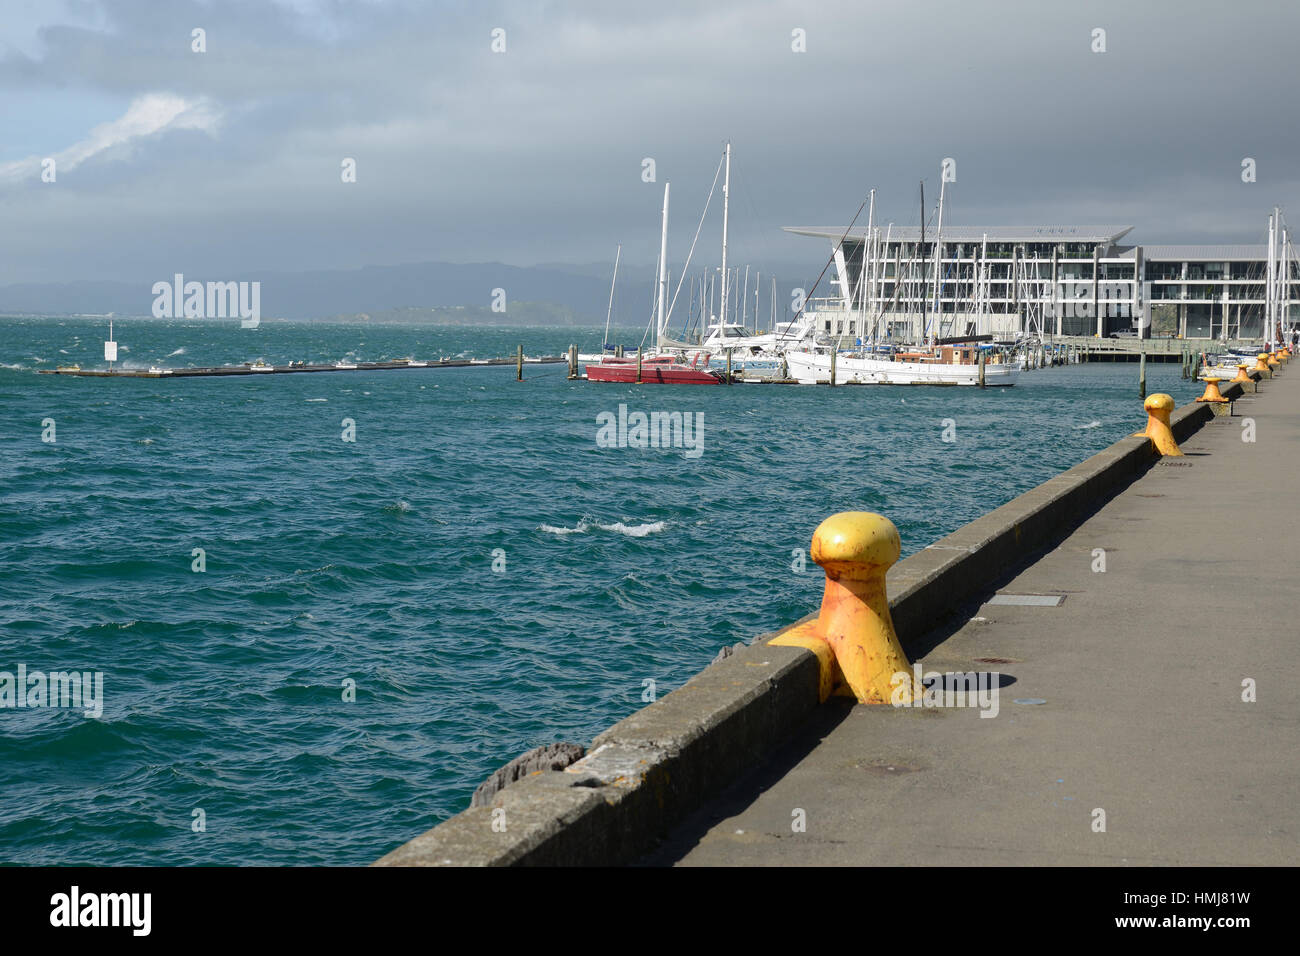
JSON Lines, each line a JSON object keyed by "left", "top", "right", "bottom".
{"left": 567, "top": 344, "right": 578, "bottom": 380}
{"left": 1139, "top": 349, "right": 1147, "bottom": 398}
{"left": 1133, "top": 393, "right": 1182, "bottom": 457}
{"left": 636, "top": 347, "right": 643, "bottom": 384}
{"left": 978, "top": 349, "right": 986, "bottom": 387}
{"left": 516, "top": 344, "right": 523, "bottom": 381}
{"left": 769, "top": 512, "right": 915, "bottom": 704}
{"left": 829, "top": 346, "right": 837, "bottom": 386}
{"left": 1195, "top": 377, "right": 1231, "bottom": 417}
{"left": 726, "top": 347, "right": 733, "bottom": 384}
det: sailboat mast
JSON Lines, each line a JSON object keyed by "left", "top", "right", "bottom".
{"left": 862, "top": 188, "right": 875, "bottom": 324}
{"left": 742, "top": 264, "right": 749, "bottom": 327}
{"left": 979, "top": 233, "right": 988, "bottom": 337}
{"left": 932, "top": 177, "right": 946, "bottom": 341}
{"left": 719, "top": 142, "right": 731, "bottom": 330}
{"left": 1267, "top": 209, "right": 1276, "bottom": 343}
{"left": 604, "top": 244, "right": 621, "bottom": 350}
{"left": 919, "top": 181, "right": 927, "bottom": 344}
{"left": 657, "top": 182, "right": 670, "bottom": 348}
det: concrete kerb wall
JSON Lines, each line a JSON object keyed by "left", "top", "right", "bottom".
{"left": 375, "top": 383, "right": 1245, "bottom": 867}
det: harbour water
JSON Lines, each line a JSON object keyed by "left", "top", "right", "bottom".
{"left": 0, "top": 317, "right": 1202, "bottom": 864}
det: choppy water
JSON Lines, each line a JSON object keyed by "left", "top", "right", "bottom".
{"left": 0, "top": 316, "right": 1200, "bottom": 864}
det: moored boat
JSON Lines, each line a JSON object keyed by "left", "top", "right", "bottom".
{"left": 584, "top": 354, "right": 731, "bottom": 385}
{"left": 785, "top": 344, "right": 1019, "bottom": 386}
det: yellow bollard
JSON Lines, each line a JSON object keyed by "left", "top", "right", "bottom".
{"left": 771, "top": 512, "right": 915, "bottom": 705}
{"left": 1196, "top": 377, "right": 1229, "bottom": 404}
{"left": 1132, "top": 393, "right": 1183, "bottom": 456}
{"left": 1267, "top": 352, "right": 1281, "bottom": 370}
{"left": 1254, "top": 353, "right": 1271, "bottom": 375}
{"left": 1230, "top": 364, "right": 1251, "bottom": 384}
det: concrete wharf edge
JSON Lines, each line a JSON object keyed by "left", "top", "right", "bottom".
{"left": 374, "top": 379, "right": 1252, "bottom": 866}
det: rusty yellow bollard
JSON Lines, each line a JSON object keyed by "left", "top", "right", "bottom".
{"left": 1132, "top": 393, "right": 1183, "bottom": 456}
{"left": 1196, "top": 377, "right": 1228, "bottom": 403}
{"left": 1196, "top": 376, "right": 1231, "bottom": 416}
{"left": 771, "top": 512, "right": 915, "bottom": 705}
{"left": 1267, "top": 352, "right": 1281, "bottom": 370}
{"left": 1231, "top": 364, "right": 1251, "bottom": 384}
{"left": 1254, "top": 353, "right": 1272, "bottom": 378}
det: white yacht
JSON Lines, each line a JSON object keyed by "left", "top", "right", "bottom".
{"left": 785, "top": 344, "right": 1020, "bottom": 386}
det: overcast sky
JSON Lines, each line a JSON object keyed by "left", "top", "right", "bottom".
{"left": 1, "top": 0, "right": 1297, "bottom": 285}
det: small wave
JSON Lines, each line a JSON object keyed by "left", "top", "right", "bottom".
{"left": 305, "top": 398, "right": 328, "bottom": 402}
{"left": 539, "top": 519, "right": 666, "bottom": 538}
{"left": 540, "top": 521, "right": 588, "bottom": 535}
{"left": 167, "top": 347, "right": 187, "bottom": 357}
{"left": 1073, "top": 420, "right": 1102, "bottom": 430}
{"left": 599, "top": 521, "right": 666, "bottom": 537}
{"left": 0, "top": 362, "right": 25, "bottom": 370}
{"left": 383, "top": 500, "right": 411, "bottom": 514}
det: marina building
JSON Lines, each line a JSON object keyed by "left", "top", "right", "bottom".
{"left": 785, "top": 212, "right": 1296, "bottom": 343}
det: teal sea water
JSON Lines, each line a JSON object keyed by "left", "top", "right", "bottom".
{"left": 0, "top": 317, "right": 1200, "bottom": 865}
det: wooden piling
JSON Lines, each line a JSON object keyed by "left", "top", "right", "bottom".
{"left": 516, "top": 344, "right": 523, "bottom": 381}
{"left": 830, "top": 347, "right": 837, "bottom": 386}
{"left": 636, "top": 347, "right": 643, "bottom": 384}
{"left": 1139, "top": 349, "right": 1147, "bottom": 398}
{"left": 567, "top": 344, "right": 578, "bottom": 380}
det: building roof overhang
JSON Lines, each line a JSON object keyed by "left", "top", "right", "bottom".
{"left": 783, "top": 225, "right": 1135, "bottom": 244}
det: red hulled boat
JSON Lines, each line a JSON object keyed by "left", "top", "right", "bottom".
{"left": 584, "top": 354, "right": 730, "bottom": 385}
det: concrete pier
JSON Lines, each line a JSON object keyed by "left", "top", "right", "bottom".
{"left": 649, "top": 370, "right": 1296, "bottom": 866}
{"left": 375, "top": 368, "right": 1293, "bottom": 867}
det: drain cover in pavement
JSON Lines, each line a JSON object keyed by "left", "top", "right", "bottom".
{"left": 987, "top": 594, "right": 1064, "bottom": 607}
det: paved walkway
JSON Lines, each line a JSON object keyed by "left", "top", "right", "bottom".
{"left": 650, "top": 372, "right": 1299, "bottom": 865}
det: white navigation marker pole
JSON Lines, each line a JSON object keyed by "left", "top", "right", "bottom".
{"left": 105, "top": 314, "right": 117, "bottom": 371}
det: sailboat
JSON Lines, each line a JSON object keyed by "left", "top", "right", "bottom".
{"left": 654, "top": 143, "right": 813, "bottom": 371}
{"left": 585, "top": 182, "right": 733, "bottom": 385}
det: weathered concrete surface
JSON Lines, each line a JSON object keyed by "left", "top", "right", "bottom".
{"left": 470, "top": 742, "right": 586, "bottom": 808}
{"left": 647, "top": 372, "right": 1297, "bottom": 866}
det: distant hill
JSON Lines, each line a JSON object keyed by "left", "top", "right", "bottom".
{"left": 0, "top": 261, "right": 653, "bottom": 323}
{"left": 0, "top": 258, "right": 816, "bottom": 325}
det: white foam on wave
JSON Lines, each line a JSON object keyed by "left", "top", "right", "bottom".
{"left": 168, "top": 347, "right": 186, "bottom": 357}
{"left": 540, "top": 521, "right": 588, "bottom": 535}
{"left": 0, "top": 362, "right": 25, "bottom": 370}
{"left": 539, "top": 519, "right": 666, "bottom": 538}
{"left": 1073, "top": 420, "right": 1102, "bottom": 430}
{"left": 305, "top": 398, "right": 328, "bottom": 402}
{"left": 599, "top": 521, "right": 666, "bottom": 537}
